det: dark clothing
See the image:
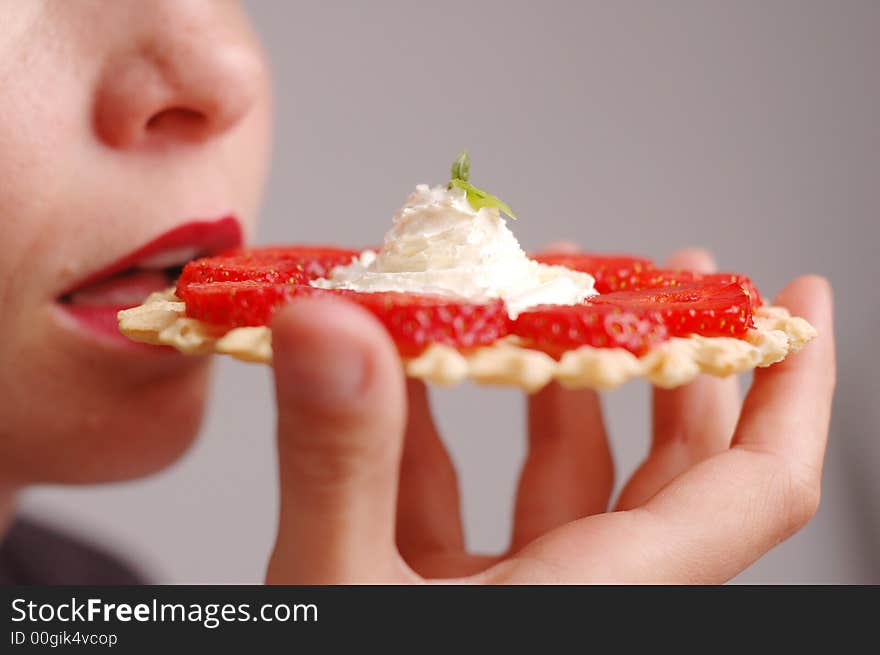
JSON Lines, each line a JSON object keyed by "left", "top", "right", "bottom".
{"left": 0, "top": 517, "right": 146, "bottom": 584}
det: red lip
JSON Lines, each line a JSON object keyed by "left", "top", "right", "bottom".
{"left": 61, "top": 216, "right": 243, "bottom": 296}
{"left": 56, "top": 216, "right": 242, "bottom": 349}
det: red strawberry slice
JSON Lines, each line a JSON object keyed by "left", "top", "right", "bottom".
{"left": 176, "top": 257, "right": 311, "bottom": 290}
{"left": 627, "top": 269, "right": 763, "bottom": 310}
{"left": 703, "top": 273, "right": 762, "bottom": 309}
{"left": 513, "top": 304, "right": 668, "bottom": 358}
{"left": 178, "top": 281, "right": 324, "bottom": 327}
{"left": 222, "top": 245, "right": 361, "bottom": 278}
{"left": 589, "top": 282, "right": 754, "bottom": 337}
{"left": 343, "top": 291, "right": 510, "bottom": 357}
{"left": 179, "top": 282, "right": 509, "bottom": 356}
{"left": 176, "top": 246, "right": 359, "bottom": 294}
{"left": 530, "top": 251, "right": 762, "bottom": 309}
{"left": 530, "top": 252, "right": 655, "bottom": 293}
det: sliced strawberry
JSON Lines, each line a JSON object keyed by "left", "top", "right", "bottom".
{"left": 513, "top": 304, "right": 668, "bottom": 358}
{"left": 343, "top": 291, "right": 510, "bottom": 357}
{"left": 530, "top": 252, "right": 655, "bottom": 293}
{"left": 589, "top": 282, "right": 754, "bottom": 337}
{"left": 176, "top": 257, "right": 311, "bottom": 291}
{"left": 627, "top": 269, "right": 763, "bottom": 310}
{"left": 530, "top": 251, "right": 763, "bottom": 309}
{"left": 178, "top": 281, "right": 325, "bottom": 327}
{"left": 176, "top": 246, "right": 359, "bottom": 294}
{"left": 222, "top": 245, "right": 361, "bottom": 278}
{"left": 703, "top": 273, "right": 762, "bottom": 309}
{"left": 179, "top": 282, "right": 509, "bottom": 356}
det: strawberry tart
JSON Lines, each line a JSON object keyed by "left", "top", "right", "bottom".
{"left": 119, "top": 153, "right": 816, "bottom": 392}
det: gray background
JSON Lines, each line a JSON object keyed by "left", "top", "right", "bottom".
{"left": 23, "top": 0, "right": 880, "bottom": 583}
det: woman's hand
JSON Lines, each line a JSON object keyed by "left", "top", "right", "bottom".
{"left": 265, "top": 250, "right": 835, "bottom": 584}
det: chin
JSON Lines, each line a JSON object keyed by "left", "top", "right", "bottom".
{"left": 68, "top": 362, "right": 213, "bottom": 484}
{"left": 0, "top": 353, "right": 213, "bottom": 487}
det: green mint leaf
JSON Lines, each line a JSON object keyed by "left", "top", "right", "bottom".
{"left": 450, "top": 178, "right": 518, "bottom": 221}
{"left": 450, "top": 149, "right": 470, "bottom": 182}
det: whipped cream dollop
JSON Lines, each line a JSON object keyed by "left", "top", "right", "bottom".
{"left": 312, "top": 184, "right": 596, "bottom": 317}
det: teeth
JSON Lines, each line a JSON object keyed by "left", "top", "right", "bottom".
{"left": 67, "top": 270, "right": 172, "bottom": 307}
{"left": 136, "top": 246, "right": 200, "bottom": 270}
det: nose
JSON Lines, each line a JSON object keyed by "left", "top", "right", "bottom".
{"left": 93, "top": 12, "right": 264, "bottom": 148}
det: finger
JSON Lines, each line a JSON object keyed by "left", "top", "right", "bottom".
{"left": 396, "top": 380, "right": 465, "bottom": 563}
{"left": 538, "top": 240, "right": 580, "bottom": 253}
{"left": 638, "top": 276, "right": 835, "bottom": 581}
{"left": 265, "top": 297, "right": 408, "bottom": 584}
{"left": 513, "top": 238, "right": 613, "bottom": 547}
{"left": 511, "top": 383, "right": 613, "bottom": 550}
{"left": 733, "top": 276, "right": 835, "bottom": 472}
{"left": 617, "top": 247, "right": 741, "bottom": 509}
{"left": 507, "top": 276, "right": 834, "bottom": 583}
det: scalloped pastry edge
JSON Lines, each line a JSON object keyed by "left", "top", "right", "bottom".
{"left": 118, "top": 290, "right": 817, "bottom": 393}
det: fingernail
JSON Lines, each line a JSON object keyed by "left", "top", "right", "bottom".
{"left": 274, "top": 307, "right": 369, "bottom": 409}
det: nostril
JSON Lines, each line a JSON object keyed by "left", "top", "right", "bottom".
{"left": 145, "top": 107, "right": 210, "bottom": 140}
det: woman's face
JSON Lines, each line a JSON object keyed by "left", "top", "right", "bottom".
{"left": 0, "top": 0, "right": 271, "bottom": 485}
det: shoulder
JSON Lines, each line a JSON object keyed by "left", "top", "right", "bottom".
{"left": 0, "top": 516, "right": 148, "bottom": 584}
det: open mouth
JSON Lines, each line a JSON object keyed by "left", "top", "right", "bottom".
{"left": 60, "top": 257, "right": 191, "bottom": 308}
{"left": 56, "top": 216, "right": 243, "bottom": 344}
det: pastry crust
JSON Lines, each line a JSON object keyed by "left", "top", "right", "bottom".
{"left": 118, "top": 290, "right": 817, "bottom": 392}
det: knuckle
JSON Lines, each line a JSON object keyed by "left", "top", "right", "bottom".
{"left": 282, "top": 421, "right": 399, "bottom": 490}
{"left": 294, "top": 441, "right": 378, "bottom": 486}
{"left": 786, "top": 470, "right": 822, "bottom": 530}
{"left": 767, "top": 460, "right": 822, "bottom": 537}
{"left": 735, "top": 445, "right": 823, "bottom": 539}
{"left": 503, "top": 553, "right": 569, "bottom": 585}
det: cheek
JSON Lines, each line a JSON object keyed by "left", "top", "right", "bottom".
{"left": 222, "top": 76, "right": 272, "bottom": 242}
{"left": 0, "top": 341, "right": 212, "bottom": 485}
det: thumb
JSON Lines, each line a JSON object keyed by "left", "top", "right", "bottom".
{"left": 265, "top": 296, "right": 407, "bottom": 583}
